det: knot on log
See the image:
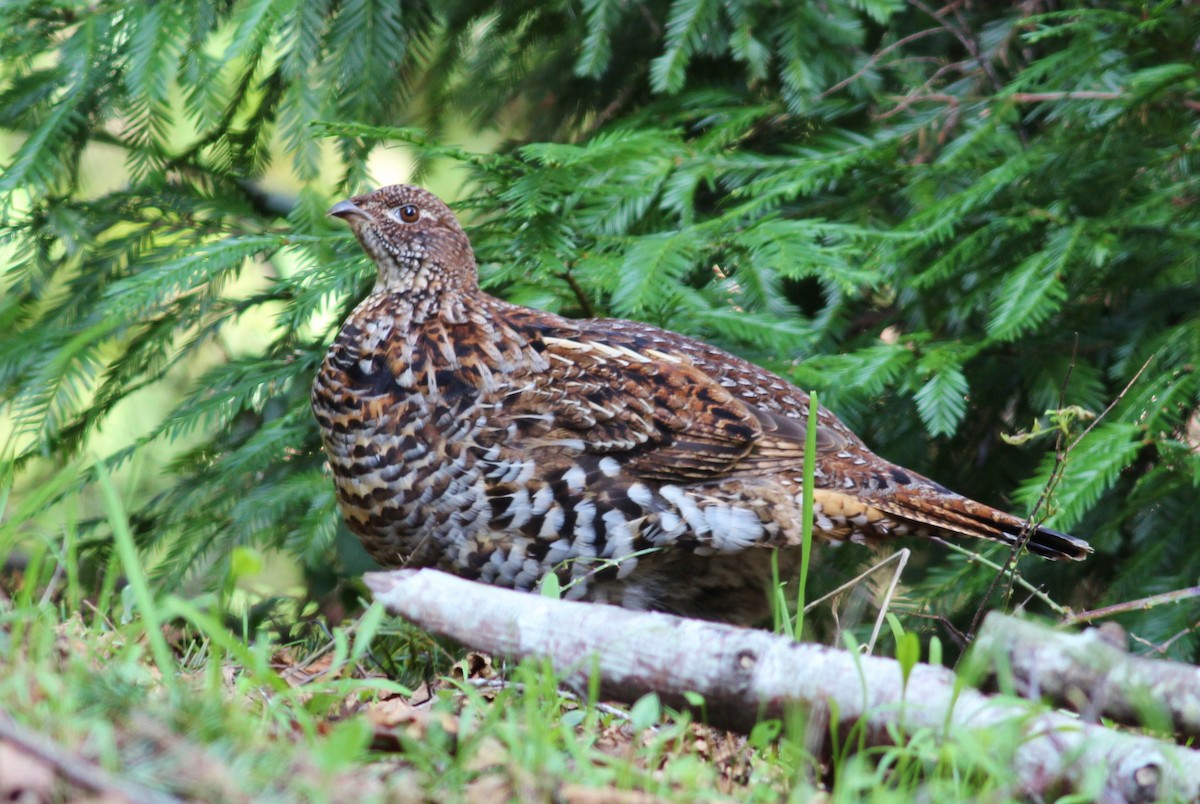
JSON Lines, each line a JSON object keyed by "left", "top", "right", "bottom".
{"left": 1128, "top": 763, "right": 1160, "bottom": 802}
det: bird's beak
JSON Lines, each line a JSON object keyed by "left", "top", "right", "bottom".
{"left": 328, "top": 199, "right": 371, "bottom": 221}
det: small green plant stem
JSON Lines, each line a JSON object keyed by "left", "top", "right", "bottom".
{"left": 794, "top": 392, "right": 818, "bottom": 638}
{"left": 933, "top": 538, "right": 1066, "bottom": 615}
{"left": 94, "top": 458, "right": 179, "bottom": 696}
{"left": 770, "top": 550, "right": 789, "bottom": 637}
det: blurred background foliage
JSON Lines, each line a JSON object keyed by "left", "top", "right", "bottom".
{"left": 1, "top": 0, "right": 1198, "bottom": 655}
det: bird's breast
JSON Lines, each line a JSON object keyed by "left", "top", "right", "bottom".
{"left": 312, "top": 320, "right": 508, "bottom": 564}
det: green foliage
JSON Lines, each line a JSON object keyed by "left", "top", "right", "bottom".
{"left": 2, "top": 0, "right": 1200, "bottom": 659}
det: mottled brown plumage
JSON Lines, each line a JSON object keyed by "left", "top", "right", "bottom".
{"left": 312, "top": 184, "right": 1090, "bottom": 625}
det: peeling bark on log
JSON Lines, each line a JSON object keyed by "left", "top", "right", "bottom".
{"left": 974, "top": 613, "right": 1200, "bottom": 738}
{"left": 365, "top": 569, "right": 1200, "bottom": 802}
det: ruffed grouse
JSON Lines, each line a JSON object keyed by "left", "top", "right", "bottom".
{"left": 313, "top": 184, "right": 1090, "bottom": 625}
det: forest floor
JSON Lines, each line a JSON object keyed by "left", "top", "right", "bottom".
{"left": 0, "top": 473, "right": 1126, "bottom": 803}
{"left": 0, "top": 567, "right": 814, "bottom": 803}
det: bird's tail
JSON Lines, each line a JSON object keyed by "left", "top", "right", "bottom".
{"left": 868, "top": 490, "right": 1092, "bottom": 561}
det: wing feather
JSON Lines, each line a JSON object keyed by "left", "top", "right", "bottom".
{"left": 499, "top": 335, "right": 761, "bottom": 481}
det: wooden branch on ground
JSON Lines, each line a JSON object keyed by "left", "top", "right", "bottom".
{"left": 973, "top": 612, "right": 1200, "bottom": 738}
{"left": 365, "top": 569, "right": 1200, "bottom": 803}
{"left": 0, "top": 712, "right": 182, "bottom": 804}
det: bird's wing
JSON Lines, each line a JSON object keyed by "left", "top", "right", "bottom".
{"left": 494, "top": 333, "right": 764, "bottom": 481}
{"left": 497, "top": 330, "right": 854, "bottom": 484}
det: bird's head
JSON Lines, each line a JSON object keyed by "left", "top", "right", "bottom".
{"left": 329, "top": 184, "right": 478, "bottom": 310}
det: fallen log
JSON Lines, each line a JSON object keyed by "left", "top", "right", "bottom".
{"left": 365, "top": 569, "right": 1200, "bottom": 802}
{"left": 974, "top": 612, "right": 1200, "bottom": 738}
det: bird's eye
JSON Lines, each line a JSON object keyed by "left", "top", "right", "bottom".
{"left": 398, "top": 204, "right": 419, "bottom": 223}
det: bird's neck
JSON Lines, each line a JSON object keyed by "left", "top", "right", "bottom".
{"left": 373, "top": 270, "right": 478, "bottom": 325}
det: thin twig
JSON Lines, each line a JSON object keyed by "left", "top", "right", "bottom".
{"left": 933, "top": 538, "right": 1065, "bottom": 616}
{"left": 877, "top": 88, "right": 960, "bottom": 121}
{"left": 966, "top": 541, "right": 1034, "bottom": 644}
{"left": 941, "top": 0, "right": 1006, "bottom": 94}
{"left": 802, "top": 549, "right": 910, "bottom": 613}
{"left": 908, "top": 0, "right": 1002, "bottom": 94}
{"left": 822, "top": 28, "right": 947, "bottom": 97}
{"left": 1128, "top": 631, "right": 1171, "bottom": 656}
{"left": 1009, "top": 91, "right": 1124, "bottom": 102}
{"left": 865, "top": 549, "right": 911, "bottom": 656}
{"left": 0, "top": 713, "right": 183, "bottom": 804}
{"left": 82, "top": 599, "right": 119, "bottom": 631}
{"left": 1129, "top": 621, "right": 1200, "bottom": 656}
{"left": 908, "top": 0, "right": 974, "bottom": 51}
{"left": 967, "top": 351, "right": 1154, "bottom": 642}
{"left": 465, "top": 678, "right": 634, "bottom": 724}
{"left": 558, "top": 270, "right": 596, "bottom": 318}
{"left": 1065, "top": 354, "right": 1155, "bottom": 454}
{"left": 1060, "top": 586, "right": 1200, "bottom": 629}
{"left": 37, "top": 560, "right": 64, "bottom": 608}
{"left": 799, "top": 549, "right": 912, "bottom": 656}
{"left": 996, "top": 335, "right": 1081, "bottom": 614}
{"left": 997, "top": 350, "right": 1151, "bottom": 600}
{"left": 587, "top": 80, "right": 640, "bottom": 134}
{"left": 890, "top": 608, "right": 968, "bottom": 648}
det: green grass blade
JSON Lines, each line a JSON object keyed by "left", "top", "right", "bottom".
{"left": 94, "top": 457, "right": 179, "bottom": 695}
{"left": 794, "top": 392, "right": 818, "bottom": 638}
